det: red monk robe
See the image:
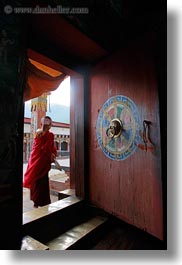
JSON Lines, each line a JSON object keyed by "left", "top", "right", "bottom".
{"left": 23, "top": 118, "right": 57, "bottom": 207}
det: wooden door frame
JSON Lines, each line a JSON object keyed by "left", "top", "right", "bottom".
{"left": 27, "top": 49, "right": 87, "bottom": 199}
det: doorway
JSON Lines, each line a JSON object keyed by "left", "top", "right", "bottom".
{"left": 22, "top": 49, "right": 86, "bottom": 213}
{"left": 23, "top": 75, "right": 71, "bottom": 212}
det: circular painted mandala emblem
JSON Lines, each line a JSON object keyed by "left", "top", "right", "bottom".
{"left": 96, "top": 95, "right": 141, "bottom": 160}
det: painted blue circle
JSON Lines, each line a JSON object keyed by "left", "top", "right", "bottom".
{"left": 96, "top": 95, "right": 141, "bottom": 160}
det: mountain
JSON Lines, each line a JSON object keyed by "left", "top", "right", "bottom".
{"left": 24, "top": 101, "right": 70, "bottom": 124}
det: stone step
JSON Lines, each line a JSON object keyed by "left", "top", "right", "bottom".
{"left": 49, "top": 170, "right": 69, "bottom": 182}
{"left": 46, "top": 215, "right": 108, "bottom": 250}
{"left": 49, "top": 179, "right": 70, "bottom": 193}
{"left": 22, "top": 198, "right": 110, "bottom": 250}
{"left": 21, "top": 235, "right": 49, "bottom": 250}
{"left": 22, "top": 196, "right": 85, "bottom": 243}
{"left": 23, "top": 196, "right": 82, "bottom": 225}
{"left": 58, "top": 188, "right": 75, "bottom": 200}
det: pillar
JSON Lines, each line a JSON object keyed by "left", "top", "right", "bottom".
{"left": 31, "top": 93, "right": 48, "bottom": 132}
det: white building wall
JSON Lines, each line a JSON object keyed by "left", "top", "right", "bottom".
{"left": 24, "top": 123, "right": 70, "bottom": 136}
{"left": 50, "top": 127, "right": 70, "bottom": 135}
{"left": 24, "top": 123, "right": 31, "bottom": 133}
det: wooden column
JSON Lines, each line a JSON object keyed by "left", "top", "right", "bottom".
{"left": 70, "top": 75, "right": 85, "bottom": 197}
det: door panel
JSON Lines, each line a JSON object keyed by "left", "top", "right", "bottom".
{"left": 89, "top": 40, "right": 163, "bottom": 240}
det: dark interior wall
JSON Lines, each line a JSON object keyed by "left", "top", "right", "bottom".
{"left": 0, "top": 3, "right": 26, "bottom": 249}
{"left": 89, "top": 35, "right": 163, "bottom": 240}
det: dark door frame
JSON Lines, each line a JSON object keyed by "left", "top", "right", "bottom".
{"left": 27, "top": 49, "right": 87, "bottom": 199}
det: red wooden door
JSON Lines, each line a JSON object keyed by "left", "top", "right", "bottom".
{"left": 89, "top": 39, "right": 163, "bottom": 240}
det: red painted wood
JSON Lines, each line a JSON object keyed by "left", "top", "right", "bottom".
{"left": 89, "top": 38, "right": 163, "bottom": 240}
{"left": 28, "top": 15, "right": 108, "bottom": 63}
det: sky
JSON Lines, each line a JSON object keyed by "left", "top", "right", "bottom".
{"left": 25, "top": 75, "right": 70, "bottom": 106}
{"left": 49, "top": 76, "right": 70, "bottom": 106}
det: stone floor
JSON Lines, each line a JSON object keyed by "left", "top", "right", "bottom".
{"left": 23, "top": 187, "right": 58, "bottom": 213}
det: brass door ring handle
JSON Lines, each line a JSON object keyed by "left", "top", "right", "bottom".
{"left": 106, "top": 118, "right": 123, "bottom": 138}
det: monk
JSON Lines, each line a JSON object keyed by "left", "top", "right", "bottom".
{"left": 23, "top": 116, "right": 57, "bottom": 208}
